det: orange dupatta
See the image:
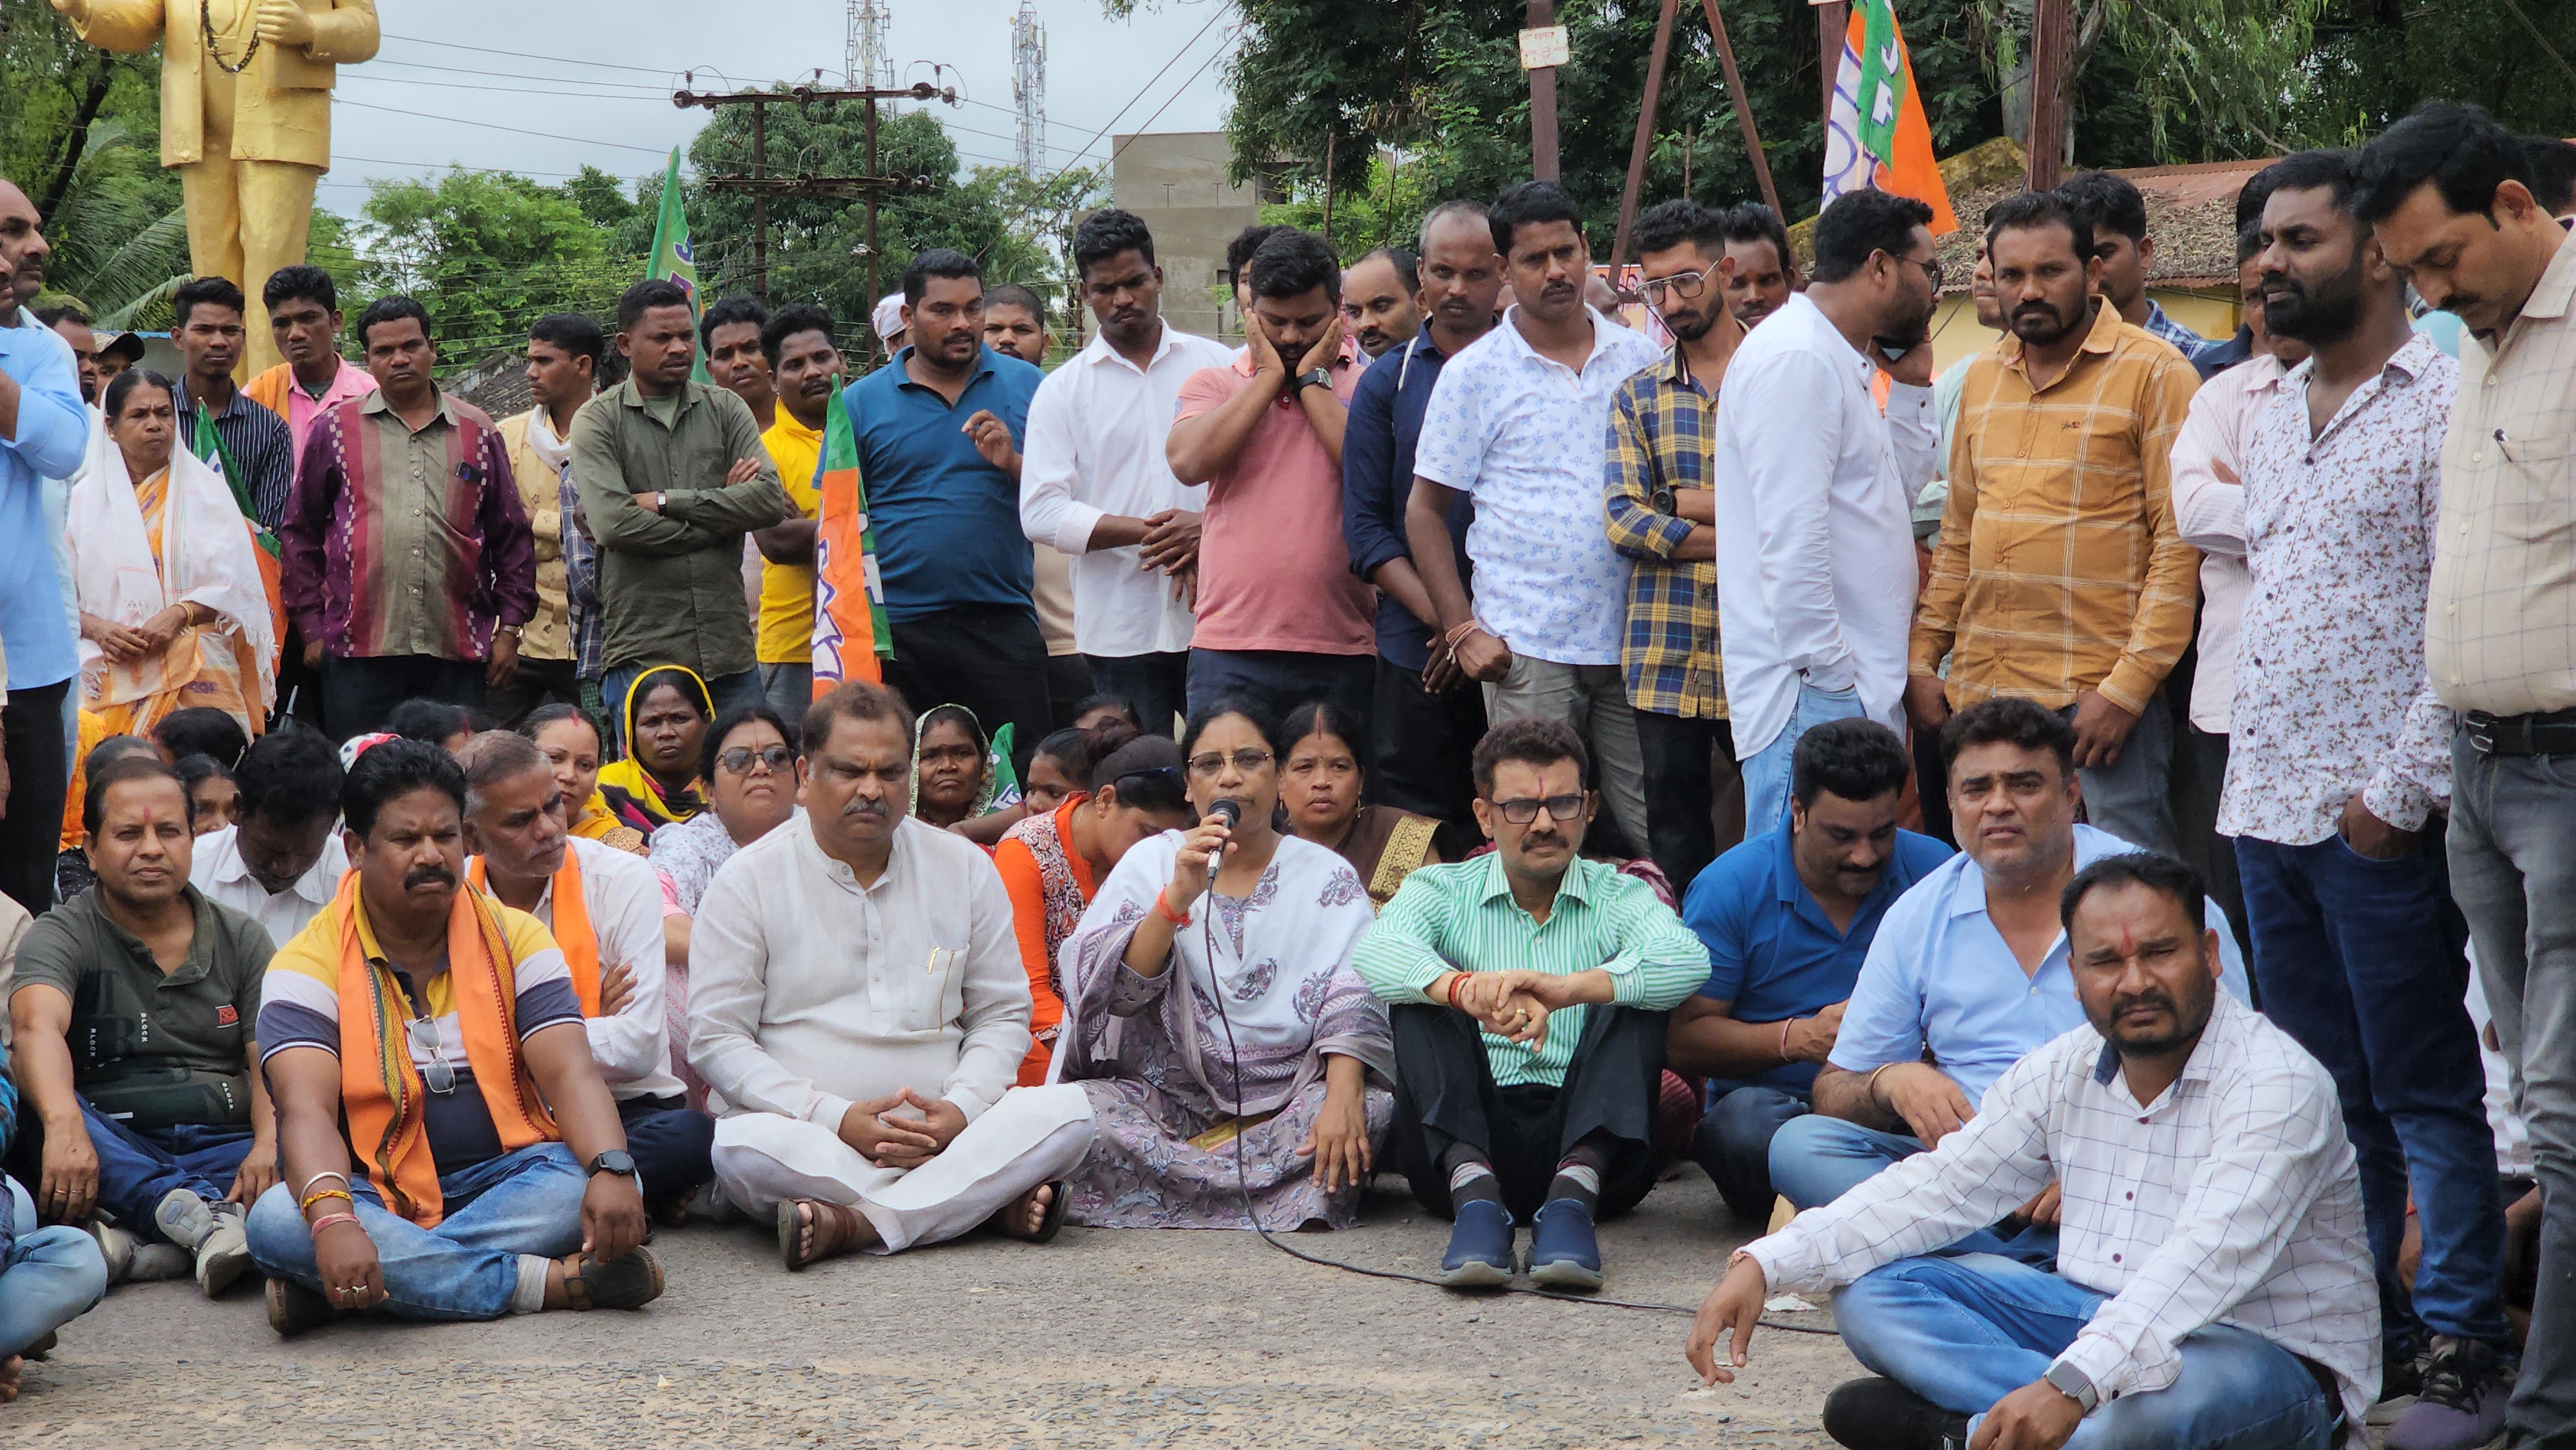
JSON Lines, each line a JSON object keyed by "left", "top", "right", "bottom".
{"left": 328, "top": 873, "right": 558, "bottom": 1227}
{"left": 468, "top": 849, "right": 603, "bottom": 1016}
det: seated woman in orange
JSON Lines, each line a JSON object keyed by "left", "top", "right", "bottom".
{"left": 990, "top": 735, "right": 1197, "bottom": 1086}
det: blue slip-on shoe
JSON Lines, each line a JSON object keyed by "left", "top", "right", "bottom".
{"left": 1526, "top": 1198, "right": 1604, "bottom": 1290}
{"left": 1437, "top": 1199, "right": 1515, "bottom": 1289}
{"left": 2387, "top": 1335, "right": 2513, "bottom": 1450}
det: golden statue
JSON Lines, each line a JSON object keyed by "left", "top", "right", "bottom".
{"left": 51, "top": 0, "right": 380, "bottom": 375}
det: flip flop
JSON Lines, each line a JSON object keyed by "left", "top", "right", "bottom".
{"left": 1026, "top": 1180, "right": 1070, "bottom": 1245}
{"left": 776, "top": 1198, "right": 866, "bottom": 1271}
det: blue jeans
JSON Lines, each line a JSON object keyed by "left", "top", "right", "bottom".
{"left": 1740, "top": 681, "right": 1866, "bottom": 838}
{"left": 2056, "top": 698, "right": 2177, "bottom": 857}
{"left": 1691, "top": 1083, "right": 1809, "bottom": 1221}
{"left": 2236, "top": 833, "right": 2507, "bottom": 1350}
{"left": 0, "top": 1179, "right": 104, "bottom": 1357}
{"left": 247, "top": 1142, "right": 587, "bottom": 1322}
{"left": 1769, "top": 1115, "right": 2058, "bottom": 1265}
{"left": 1835, "top": 1253, "right": 2338, "bottom": 1448}
{"left": 756, "top": 662, "right": 811, "bottom": 724}
{"left": 82, "top": 1101, "right": 254, "bottom": 1241}
{"left": 599, "top": 664, "right": 763, "bottom": 752}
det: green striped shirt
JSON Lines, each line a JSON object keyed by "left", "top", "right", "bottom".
{"left": 1352, "top": 854, "right": 1710, "bottom": 1088}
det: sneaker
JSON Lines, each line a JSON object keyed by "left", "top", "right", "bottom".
{"left": 128, "top": 1243, "right": 191, "bottom": 1282}
{"left": 265, "top": 1277, "right": 335, "bottom": 1338}
{"left": 1525, "top": 1198, "right": 1604, "bottom": 1291}
{"left": 1821, "top": 1377, "right": 1970, "bottom": 1450}
{"left": 193, "top": 1201, "right": 252, "bottom": 1297}
{"left": 82, "top": 1219, "right": 134, "bottom": 1285}
{"left": 1435, "top": 1199, "right": 1514, "bottom": 1289}
{"left": 2388, "top": 1336, "right": 2512, "bottom": 1450}
{"left": 556, "top": 1247, "right": 665, "bottom": 1311}
{"left": 152, "top": 1189, "right": 216, "bottom": 1251}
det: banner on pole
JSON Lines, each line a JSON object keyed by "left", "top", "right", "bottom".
{"left": 1821, "top": 0, "right": 1958, "bottom": 236}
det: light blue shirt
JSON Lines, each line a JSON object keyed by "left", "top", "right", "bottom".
{"left": 1828, "top": 824, "right": 2250, "bottom": 1106}
{"left": 1410, "top": 306, "right": 1664, "bottom": 666}
{"left": 0, "top": 309, "right": 86, "bottom": 690}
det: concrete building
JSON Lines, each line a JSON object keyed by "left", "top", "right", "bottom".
{"left": 1110, "top": 131, "right": 1271, "bottom": 343}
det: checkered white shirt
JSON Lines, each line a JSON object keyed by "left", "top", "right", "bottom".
{"left": 1745, "top": 989, "right": 2378, "bottom": 1429}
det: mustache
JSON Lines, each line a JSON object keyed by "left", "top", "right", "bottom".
{"left": 841, "top": 796, "right": 891, "bottom": 820}
{"left": 2109, "top": 986, "right": 2177, "bottom": 1022}
{"left": 404, "top": 865, "right": 456, "bottom": 890}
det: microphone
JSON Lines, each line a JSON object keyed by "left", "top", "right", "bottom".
{"left": 1209, "top": 798, "right": 1241, "bottom": 831}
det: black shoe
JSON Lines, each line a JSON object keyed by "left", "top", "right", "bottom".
{"left": 1821, "top": 1377, "right": 1970, "bottom": 1450}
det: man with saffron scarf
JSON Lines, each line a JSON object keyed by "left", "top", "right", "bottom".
{"left": 457, "top": 731, "right": 712, "bottom": 1216}
{"left": 245, "top": 739, "right": 663, "bottom": 1335}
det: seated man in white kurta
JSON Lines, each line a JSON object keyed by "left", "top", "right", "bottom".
{"left": 686, "top": 683, "right": 1095, "bottom": 1268}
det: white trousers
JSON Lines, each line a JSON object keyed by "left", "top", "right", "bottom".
{"left": 712, "top": 1084, "right": 1096, "bottom": 1253}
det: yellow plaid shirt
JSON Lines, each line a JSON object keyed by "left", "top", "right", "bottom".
{"left": 1602, "top": 348, "right": 1725, "bottom": 719}
{"left": 1912, "top": 302, "right": 2202, "bottom": 715}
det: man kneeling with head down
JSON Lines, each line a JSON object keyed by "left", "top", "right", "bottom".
{"left": 455, "top": 731, "right": 714, "bottom": 1216}
{"left": 247, "top": 740, "right": 664, "bottom": 1335}
{"left": 1689, "top": 853, "right": 2374, "bottom": 1450}
{"left": 1354, "top": 717, "right": 1710, "bottom": 1291}
{"left": 687, "top": 683, "right": 1094, "bottom": 1268}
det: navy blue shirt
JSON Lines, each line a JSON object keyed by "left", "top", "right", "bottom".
{"left": 843, "top": 345, "right": 1043, "bottom": 622}
{"left": 1681, "top": 824, "right": 1955, "bottom": 1091}
{"left": 1341, "top": 328, "right": 1476, "bottom": 670}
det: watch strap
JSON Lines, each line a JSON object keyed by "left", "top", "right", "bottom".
{"left": 2043, "top": 1359, "right": 2098, "bottom": 1413}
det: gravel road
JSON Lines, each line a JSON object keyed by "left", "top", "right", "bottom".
{"left": 0, "top": 1169, "right": 1861, "bottom": 1447}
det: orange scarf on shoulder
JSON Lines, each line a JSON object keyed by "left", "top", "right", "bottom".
{"left": 468, "top": 848, "right": 603, "bottom": 1016}
{"left": 328, "top": 873, "right": 558, "bottom": 1227}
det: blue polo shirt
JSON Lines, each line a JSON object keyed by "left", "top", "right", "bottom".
{"left": 0, "top": 311, "right": 86, "bottom": 690}
{"left": 842, "top": 344, "right": 1043, "bottom": 623}
{"left": 1830, "top": 823, "right": 2251, "bottom": 1107}
{"left": 1683, "top": 825, "right": 1954, "bottom": 1092}
{"left": 1341, "top": 328, "right": 1475, "bottom": 671}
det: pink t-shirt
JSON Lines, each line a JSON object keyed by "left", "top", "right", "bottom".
{"left": 284, "top": 360, "right": 379, "bottom": 458}
{"left": 1175, "top": 346, "right": 1374, "bottom": 655}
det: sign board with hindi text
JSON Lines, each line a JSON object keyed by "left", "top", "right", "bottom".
{"left": 1518, "top": 25, "right": 1570, "bottom": 69}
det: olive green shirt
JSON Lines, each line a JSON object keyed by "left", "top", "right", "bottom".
{"left": 567, "top": 378, "right": 789, "bottom": 679}
{"left": 12, "top": 886, "right": 271, "bottom": 1080}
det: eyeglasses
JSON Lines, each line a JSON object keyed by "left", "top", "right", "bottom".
{"left": 718, "top": 744, "right": 795, "bottom": 775}
{"left": 404, "top": 1014, "right": 457, "bottom": 1095}
{"left": 1186, "top": 749, "right": 1275, "bottom": 778}
{"left": 1640, "top": 267, "right": 1715, "bottom": 302}
{"left": 1493, "top": 793, "right": 1587, "bottom": 825}
{"left": 1893, "top": 250, "right": 1946, "bottom": 294}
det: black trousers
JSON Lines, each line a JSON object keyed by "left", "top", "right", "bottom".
{"left": 1634, "top": 709, "right": 1736, "bottom": 899}
{"left": 1083, "top": 651, "right": 1189, "bottom": 739}
{"left": 1045, "top": 654, "right": 1095, "bottom": 733}
{"left": 1388, "top": 1001, "right": 1666, "bottom": 1224}
{"left": 484, "top": 655, "right": 582, "bottom": 731}
{"left": 0, "top": 678, "right": 71, "bottom": 917}
{"left": 324, "top": 654, "right": 486, "bottom": 741}
{"left": 616, "top": 1094, "right": 715, "bottom": 1209}
{"left": 881, "top": 604, "right": 1054, "bottom": 778}
{"left": 1368, "top": 655, "right": 1487, "bottom": 858}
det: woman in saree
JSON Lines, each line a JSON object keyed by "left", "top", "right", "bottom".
{"left": 909, "top": 703, "right": 1015, "bottom": 831}
{"left": 68, "top": 369, "right": 274, "bottom": 739}
{"left": 1278, "top": 700, "right": 1441, "bottom": 910}
{"left": 522, "top": 704, "right": 649, "bottom": 854}
{"left": 1052, "top": 697, "right": 1394, "bottom": 1230}
{"left": 596, "top": 665, "right": 713, "bottom": 831}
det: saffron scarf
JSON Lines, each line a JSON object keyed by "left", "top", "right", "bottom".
{"left": 326, "top": 872, "right": 558, "bottom": 1228}
{"left": 467, "top": 849, "right": 602, "bottom": 1016}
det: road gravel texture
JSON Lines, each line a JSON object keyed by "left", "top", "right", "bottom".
{"left": 4, "top": 1171, "right": 1862, "bottom": 1447}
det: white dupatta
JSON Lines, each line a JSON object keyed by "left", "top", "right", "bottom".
{"left": 68, "top": 423, "right": 276, "bottom": 713}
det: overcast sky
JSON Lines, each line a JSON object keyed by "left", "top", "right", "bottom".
{"left": 319, "top": 0, "right": 1236, "bottom": 212}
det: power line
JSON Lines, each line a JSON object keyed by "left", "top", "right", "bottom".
{"left": 1104, "top": 28, "right": 1236, "bottom": 171}
{"left": 375, "top": 32, "right": 682, "bottom": 77}
{"left": 364, "top": 57, "right": 674, "bottom": 93}
{"left": 335, "top": 99, "right": 675, "bottom": 155}
{"left": 1043, "top": 3, "right": 1232, "bottom": 188}
{"left": 344, "top": 74, "right": 674, "bottom": 102}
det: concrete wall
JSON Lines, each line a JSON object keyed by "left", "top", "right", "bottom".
{"left": 1112, "top": 131, "right": 1263, "bottom": 344}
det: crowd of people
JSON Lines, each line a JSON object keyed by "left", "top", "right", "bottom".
{"left": 0, "top": 92, "right": 2570, "bottom": 1450}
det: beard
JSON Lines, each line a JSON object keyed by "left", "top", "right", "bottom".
{"left": 2260, "top": 254, "right": 2367, "bottom": 344}
{"left": 2007, "top": 296, "right": 2085, "bottom": 346}
{"left": 1665, "top": 305, "right": 1719, "bottom": 343}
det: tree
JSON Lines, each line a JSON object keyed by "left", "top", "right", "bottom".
{"left": 2, "top": 0, "right": 190, "bottom": 320}
{"left": 343, "top": 169, "right": 629, "bottom": 362}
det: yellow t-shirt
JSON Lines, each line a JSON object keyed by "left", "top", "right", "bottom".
{"left": 756, "top": 412, "right": 826, "bottom": 665}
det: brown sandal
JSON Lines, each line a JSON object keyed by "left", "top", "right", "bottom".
{"left": 560, "top": 1247, "right": 665, "bottom": 1310}
{"left": 776, "top": 1198, "right": 867, "bottom": 1270}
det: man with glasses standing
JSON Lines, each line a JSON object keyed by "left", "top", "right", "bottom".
{"left": 1605, "top": 199, "right": 1747, "bottom": 894}
{"left": 1355, "top": 717, "right": 1709, "bottom": 1292}
{"left": 1907, "top": 191, "right": 2203, "bottom": 856}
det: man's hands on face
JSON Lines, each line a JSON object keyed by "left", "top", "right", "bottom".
{"left": 1684, "top": 1254, "right": 1768, "bottom": 1385}
{"left": 2067, "top": 691, "right": 2138, "bottom": 770}
{"left": 873, "top": 1089, "right": 968, "bottom": 1170}
{"left": 1245, "top": 316, "right": 1287, "bottom": 382}
{"left": 580, "top": 1167, "right": 649, "bottom": 1263}
{"left": 1969, "top": 1380, "right": 2085, "bottom": 1450}
{"left": 1295, "top": 315, "right": 1348, "bottom": 379}
{"left": 1877, "top": 1062, "right": 1976, "bottom": 1147}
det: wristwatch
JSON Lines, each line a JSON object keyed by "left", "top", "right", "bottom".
{"left": 2043, "top": 1359, "right": 2099, "bottom": 1415}
{"left": 586, "top": 1150, "right": 638, "bottom": 1179}
{"left": 1293, "top": 366, "right": 1333, "bottom": 394}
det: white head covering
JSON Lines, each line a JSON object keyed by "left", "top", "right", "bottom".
{"left": 871, "top": 292, "right": 907, "bottom": 344}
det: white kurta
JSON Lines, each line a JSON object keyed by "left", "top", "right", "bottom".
{"left": 687, "top": 814, "right": 1092, "bottom": 1251}
{"left": 504, "top": 835, "right": 687, "bottom": 1102}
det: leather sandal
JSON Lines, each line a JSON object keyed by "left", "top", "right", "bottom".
{"left": 992, "top": 1180, "right": 1070, "bottom": 1245}
{"left": 776, "top": 1199, "right": 867, "bottom": 1271}
{"left": 558, "top": 1247, "right": 665, "bottom": 1310}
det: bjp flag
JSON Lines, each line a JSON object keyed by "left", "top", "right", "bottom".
{"left": 810, "top": 390, "right": 891, "bottom": 695}
{"left": 1822, "top": 0, "right": 1958, "bottom": 237}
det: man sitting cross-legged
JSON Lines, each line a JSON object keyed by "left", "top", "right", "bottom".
{"left": 1669, "top": 719, "right": 1953, "bottom": 1222}
{"left": 687, "top": 683, "right": 1095, "bottom": 1268}
{"left": 1689, "top": 852, "right": 2374, "bottom": 1450}
{"left": 1353, "top": 717, "right": 1710, "bottom": 1291}
{"left": 456, "top": 731, "right": 714, "bottom": 1217}
{"left": 1767, "top": 699, "right": 2246, "bottom": 1263}
{"left": 11, "top": 755, "right": 278, "bottom": 1297}
{"left": 246, "top": 739, "right": 664, "bottom": 1335}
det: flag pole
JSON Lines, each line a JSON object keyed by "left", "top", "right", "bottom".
{"left": 1611, "top": 0, "right": 1682, "bottom": 265}
{"left": 1701, "top": 0, "right": 1783, "bottom": 220}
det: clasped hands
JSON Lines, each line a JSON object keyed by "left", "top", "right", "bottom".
{"left": 837, "top": 1087, "right": 968, "bottom": 1169}
{"left": 1442, "top": 968, "right": 1580, "bottom": 1048}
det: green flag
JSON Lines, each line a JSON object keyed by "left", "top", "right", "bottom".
{"left": 643, "top": 147, "right": 708, "bottom": 383}
{"left": 193, "top": 401, "right": 278, "bottom": 558}
{"left": 811, "top": 389, "right": 894, "bottom": 692}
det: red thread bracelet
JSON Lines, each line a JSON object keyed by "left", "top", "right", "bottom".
{"left": 1153, "top": 889, "right": 1191, "bottom": 926}
{"left": 1444, "top": 972, "right": 1471, "bottom": 1009}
